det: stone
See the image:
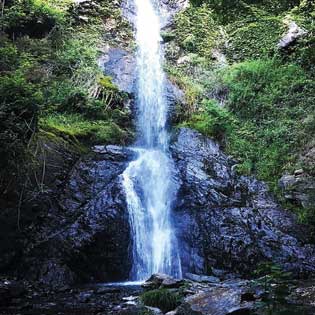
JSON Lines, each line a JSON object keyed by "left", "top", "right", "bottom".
{"left": 279, "top": 174, "right": 315, "bottom": 208}
{"left": 177, "top": 283, "right": 254, "bottom": 315}
{"left": 294, "top": 169, "right": 304, "bottom": 176}
{"left": 185, "top": 273, "right": 220, "bottom": 283}
{"left": 278, "top": 21, "right": 307, "bottom": 49}
{"left": 142, "top": 274, "right": 183, "bottom": 290}
{"left": 78, "top": 15, "right": 89, "bottom": 22}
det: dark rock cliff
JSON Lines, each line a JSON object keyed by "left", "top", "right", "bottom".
{"left": 2, "top": 128, "right": 314, "bottom": 289}
{"left": 171, "top": 128, "right": 315, "bottom": 277}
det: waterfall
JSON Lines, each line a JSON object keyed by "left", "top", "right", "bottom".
{"left": 122, "top": 0, "right": 182, "bottom": 281}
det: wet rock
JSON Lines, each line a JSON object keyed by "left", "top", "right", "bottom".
{"left": 143, "top": 274, "right": 183, "bottom": 290}
{"left": 99, "top": 46, "right": 184, "bottom": 113}
{"left": 99, "top": 47, "right": 136, "bottom": 94}
{"left": 278, "top": 21, "right": 307, "bottom": 49}
{"left": 171, "top": 128, "right": 315, "bottom": 277}
{"left": 146, "top": 306, "right": 164, "bottom": 314}
{"left": 185, "top": 273, "right": 220, "bottom": 283}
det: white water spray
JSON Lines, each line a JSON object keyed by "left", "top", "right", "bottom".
{"left": 122, "top": 0, "right": 182, "bottom": 280}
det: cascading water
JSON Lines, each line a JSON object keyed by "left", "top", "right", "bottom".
{"left": 122, "top": 0, "right": 182, "bottom": 281}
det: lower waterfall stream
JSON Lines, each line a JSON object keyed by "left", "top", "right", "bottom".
{"left": 121, "top": 0, "right": 182, "bottom": 280}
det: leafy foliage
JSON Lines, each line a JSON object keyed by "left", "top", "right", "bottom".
{"left": 174, "top": 4, "right": 220, "bottom": 57}
{"left": 180, "top": 99, "right": 234, "bottom": 142}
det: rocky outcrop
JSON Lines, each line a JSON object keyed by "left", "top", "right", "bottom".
{"left": 8, "top": 128, "right": 315, "bottom": 289}
{"left": 171, "top": 128, "right": 315, "bottom": 278}
{"left": 16, "top": 146, "right": 135, "bottom": 288}
{"left": 279, "top": 172, "right": 315, "bottom": 208}
{"left": 279, "top": 143, "right": 315, "bottom": 209}
{"left": 99, "top": 47, "right": 136, "bottom": 94}
{"left": 99, "top": 46, "right": 184, "bottom": 116}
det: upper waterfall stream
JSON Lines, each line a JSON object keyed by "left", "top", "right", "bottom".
{"left": 122, "top": 0, "right": 182, "bottom": 280}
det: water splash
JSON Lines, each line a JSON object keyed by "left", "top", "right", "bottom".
{"left": 121, "top": 0, "right": 182, "bottom": 281}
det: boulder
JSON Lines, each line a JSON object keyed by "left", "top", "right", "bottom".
{"left": 142, "top": 274, "right": 183, "bottom": 290}
{"left": 176, "top": 281, "right": 254, "bottom": 315}
{"left": 278, "top": 21, "right": 307, "bottom": 49}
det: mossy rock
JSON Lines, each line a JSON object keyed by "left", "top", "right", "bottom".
{"left": 141, "top": 289, "right": 182, "bottom": 313}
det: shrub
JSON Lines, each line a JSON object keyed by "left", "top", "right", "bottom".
{"left": 174, "top": 4, "right": 220, "bottom": 57}
{"left": 223, "top": 59, "right": 315, "bottom": 189}
{"left": 226, "top": 16, "right": 284, "bottom": 62}
{"left": 0, "top": 72, "right": 41, "bottom": 169}
{"left": 181, "top": 99, "right": 234, "bottom": 142}
{"left": 3, "top": 0, "right": 65, "bottom": 39}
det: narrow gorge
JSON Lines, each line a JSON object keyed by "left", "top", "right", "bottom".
{"left": 0, "top": 0, "right": 315, "bottom": 314}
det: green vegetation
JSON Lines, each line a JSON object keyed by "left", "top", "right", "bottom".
{"left": 174, "top": 4, "right": 220, "bottom": 57}
{"left": 0, "top": 0, "right": 133, "bottom": 192}
{"left": 141, "top": 289, "right": 182, "bottom": 313}
{"left": 168, "top": 0, "right": 315, "bottom": 223}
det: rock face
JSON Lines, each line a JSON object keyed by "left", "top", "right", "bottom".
{"left": 99, "top": 46, "right": 184, "bottom": 117}
{"left": 3, "top": 128, "right": 315, "bottom": 289}
{"left": 99, "top": 47, "right": 136, "bottom": 94}
{"left": 171, "top": 128, "right": 315, "bottom": 277}
{"left": 18, "top": 146, "right": 135, "bottom": 288}
{"left": 279, "top": 173, "right": 315, "bottom": 208}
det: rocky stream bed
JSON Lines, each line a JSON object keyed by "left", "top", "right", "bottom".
{"left": 1, "top": 274, "right": 315, "bottom": 315}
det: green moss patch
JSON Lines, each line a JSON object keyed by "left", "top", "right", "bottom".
{"left": 141, "top": 289, "right": 182, "bottom": 313}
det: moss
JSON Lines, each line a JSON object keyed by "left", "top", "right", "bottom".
{"left": 99, "top": 76, "right": 118, "bottom": 90}
{"left": 141, "top": 289, "right": 182, "bottom": 314}
{"left": 40, "top": 113, "right": 132, "bottom": 146}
